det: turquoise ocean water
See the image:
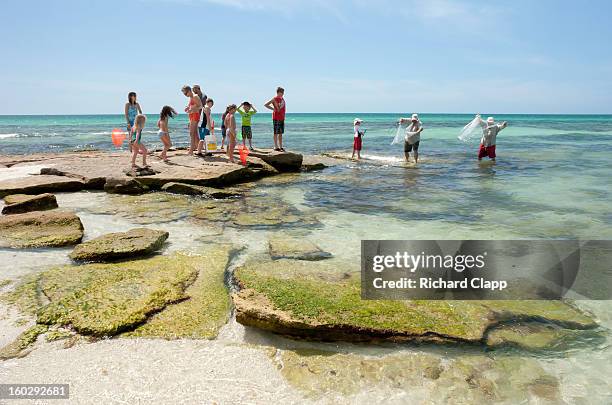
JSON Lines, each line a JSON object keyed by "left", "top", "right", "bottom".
{"left": 1, "top": 113, "right": 611, "bottom": 240}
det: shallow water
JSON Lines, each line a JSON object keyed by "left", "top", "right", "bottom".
{"left": 1, "top": 113, "right": 611, "bottom": 403}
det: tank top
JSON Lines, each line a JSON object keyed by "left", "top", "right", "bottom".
{"left": 272, "top": 96, "right": 286, "bottom": 121}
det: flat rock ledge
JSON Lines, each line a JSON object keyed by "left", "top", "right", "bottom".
{"left": 0, "top": 149, "right": 304, "bottom": 197}
{"left": 2, "top": 193, "right": 58, "bottom": 215}
{"left": 0, "top": 210, "right": 84, "bottom": 248}
{"left": 69, "top": 228, "right": 169, "bottom": 262}
{"left": 232, "top": 259, "right": 599, "bottom": 349}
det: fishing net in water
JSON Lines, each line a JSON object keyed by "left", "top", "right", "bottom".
{"left": 391, "top": 122, "right": 419, "bottom": 145}
{"left": 458, "top": 116, "right": 482, "bottom": 142}
{"left": 391, "top": 123, "right": 404, "bottom": 145}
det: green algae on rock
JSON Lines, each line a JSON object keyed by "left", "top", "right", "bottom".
{"left": 1, "top": 275, "right": 44, "bottom": 316}
{"left": 0, "top": 325, "right": 49, "bottom": 360}
{"left": 268, "top": 234, "right": 332, "bottom": 261}
{"left": 233, "top": 259, "right": 599, "bottom": 346}
{"left": 36, "top": 254, "right": 200, "bottom": 336}
{"left": 126, "top": 246, "right": 233, "bottom": 339}
{"left": 234, "top": 259, "right": 492, "bottom": 343}
{"left": 0, "top": 210, "right": 84, "bottom": 248}
{"left": 69, "top": 228, "right": 169, "bottom": 262}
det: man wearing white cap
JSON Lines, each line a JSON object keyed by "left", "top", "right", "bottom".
{"left": 352, "top": 118, "right": 365, "bottom": 160}
{"left": 476, "top": 114, "right": 507, "bottom": 161}
{"left": 399, "top": 113, "right": 424, "bottom": 163}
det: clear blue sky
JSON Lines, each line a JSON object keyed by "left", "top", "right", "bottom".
{"left": 1, "top": 0, "right": 611, "bottom": 114}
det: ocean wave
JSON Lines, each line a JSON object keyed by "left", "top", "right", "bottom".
{"left": 0, "top": 133, "right": 19, "bottom": 139}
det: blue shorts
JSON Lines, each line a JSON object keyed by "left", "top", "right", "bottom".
{"left": 199, "top": 127, "right": 210, "bottom": 140}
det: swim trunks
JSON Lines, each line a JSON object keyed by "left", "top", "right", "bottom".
{"left": 273, "top": 120, "right": 284, "bottom": 134}
{"left": 158, "top": 130, "right": 169, "bottom": 139}
{"left": 353, "top": 136, "right": 362, "bottom": 151}
{"left": 241, "top": 126, "right": 252, "bottom": 140}
{"left": 478, "top": 144, "right": 496, "bottom": 159}
{"left": 404, "top": 141, "right": 420, "bottom": 152}
{"left": 189, "top": 112, "right": 201, "bottom": 123}
{"left": 199, "top": 127, "right": 210, "bottom": 140}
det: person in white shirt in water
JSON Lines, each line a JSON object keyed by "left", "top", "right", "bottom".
{"left": 476, "top": 115, "right": 507, "bottom": 161}
{"left": 399, "top": 113, "right": 424, "bottom": 163}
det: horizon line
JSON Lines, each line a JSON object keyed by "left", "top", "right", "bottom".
{"left": 1, "top": 112, "right": 612, "bottom": 117}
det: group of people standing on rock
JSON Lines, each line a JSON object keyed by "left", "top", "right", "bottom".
{"left": 123, "top": 86, "right": 287, "bottom": 167}
{"left": 352, "top": 114, "right": 508, "bottom": 164}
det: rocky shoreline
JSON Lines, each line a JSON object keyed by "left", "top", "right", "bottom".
{"left": 0, "top": 148, "right": 607, "bottom": 402}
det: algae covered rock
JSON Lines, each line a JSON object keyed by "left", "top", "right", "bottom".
{"left": 4, "top": 250, "right": 234, "bottom": 340}
{"left": 2, "top": 193, "right": 58, "bottom": 215}
{"left": 126, "top": 245, "right": 233, "bottom": 339}
{"left": 0, "top": 325, "right": 49, "bottom": 360}
{"left": 36, "top": 253, "right": 200, "bottom": 336}
{"left": 0, "top": 210, "right": 84, "bottom": 248}
{"left": 233, "top": 259, "right": 599, "bottom": 346}
{"left": 268, "top": 234, "right": 332, "bottom": 261}
{"left": 233, "top": 259, "right": 492, "bottom": 343}
{"left": 69, "top": 228, "right": 169, "bottom": 262}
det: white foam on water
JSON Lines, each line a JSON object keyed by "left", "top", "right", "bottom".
{"left": 0, "top": 133, "right": 19, "bottom": 139}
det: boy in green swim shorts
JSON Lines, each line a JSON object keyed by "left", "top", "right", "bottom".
{"left": 237, "top": 101, "right": 257, "bottom": 150}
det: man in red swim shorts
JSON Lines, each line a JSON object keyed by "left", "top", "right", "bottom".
{"left": 182, "top": 85, "right": 203, "bottom": 156}
{"left": 477, "top": 115, "right": 507, "bottom": 161}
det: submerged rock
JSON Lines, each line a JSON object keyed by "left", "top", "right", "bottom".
{"left": 103, "top": 177, "right": 149, "bottom": 195}
{"left": 88, "top": 193, "right": 194, "bottom": 224}
{"left": 268, "top": 234, "right": 332, "bottom": 261}
{"left": 233, "top": 259, "right": 598, "bottom": 346}
{"left": 36, "top": 253, "right": 201, "bottom": 336}
{"left": 0, "top": 210, "right": 84, "bottom": 248}
{"left": 192, "top": 194, "right": 319, "bottom": 228}
{"left": 2, "top": 193, "right": 58, "bottom": 215}
{"left": 161, "top": 182, "right": 206, "bottom": 196}
{"left": 161, "top": 182, "right": 242, "bottom": 199}
{"left": 485, "top": 322, "right": 604, "bottom": 351}
{"left": 69, "top": 228, "right": 169, "bottom": 262}
{"left": 272, "top": 349, "right": 561, "bottom": 403}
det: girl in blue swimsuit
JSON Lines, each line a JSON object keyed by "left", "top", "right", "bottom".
{"left": 125, "top": 92, "right": 142, "bottom": 152}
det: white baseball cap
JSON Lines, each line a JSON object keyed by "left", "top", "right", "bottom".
{"left": 487, "top": 116, "right": 495, "bottom": 124}
{"left": 411, "top": 113, "right": 419, "bottom": 121}
{"left": 353, "top": 118, "right": 363, "bottom": 125}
